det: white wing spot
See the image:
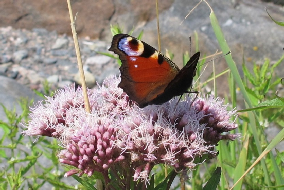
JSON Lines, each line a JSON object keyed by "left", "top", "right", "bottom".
{"left": 130, "top": 57, "right": 137, "bottom": 62}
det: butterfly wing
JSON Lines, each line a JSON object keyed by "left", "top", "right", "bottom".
{"left": 149, "top": 52, "right": 200, "bottom": 105}
{"left": 109, "top": 34, "right": 180, "bottom": 107}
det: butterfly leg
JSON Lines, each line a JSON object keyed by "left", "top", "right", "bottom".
{"left": 188, "top": 91, "right": 199, "bottom": 108}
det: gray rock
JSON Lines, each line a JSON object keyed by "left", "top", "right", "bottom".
{"left": 43, "top": 58, "right": 57, "bottom": 64}
{"left": 57, "top": 59, "right": 71, "bottom": 66}
{"left": 85, "top": 55, "right": 111, "bottom": 65}
{"left": 0, "top": 76, "right": 42, "bottom": 122}
{"left": 82, "top": 40, "right": 107, "bottom": 51}
{"left": 265, "top": 126, "right": 284, "bottom": 152}
{"left": 52, "top": 37, "right": 69, "bottom": 49}
{"left": 58, "top": 80, "right": 73, "bottom": 88}
{"left": 13, "top": 50, "right": 28, "bottom": 62}
{"left": 33, "top": 55, "right": 43, "bottom": 63}
{"left": 0, "top": 62, "right": 11, "bottom": 74}
{"left": 51, "top": 49, "right": 69, "bottom": 56}
{"left": 47, "top": 75, "right": 59, "bottom": 83}
{"left": 96, "top": 68, "right": 120, "bottom": 84}
{"left": 0, "top": 54, "right": 12, "bottom": 63}
{"left": 27, "top": 70, "right": 44, "bottom": 84}
{"left": 9, "top": 71, "right": 19, "bottom": 79}
{"left": 32, "top": 28, "right": 49, "bottom": 35}
{"left": 74, "top": 70, "right": 96, "bottom": 88}
{"left": 14, "top": 36, "right": 28, "bottom": 45}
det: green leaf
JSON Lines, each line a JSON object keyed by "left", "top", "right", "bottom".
{"left": 203, "top": 167, "right": 221, "bottom": 190}
{"left": 239, "top": 98, "right": 284, "bottom": 112}
{"left": 46, "top": 176, "right": 78, "bottom": 189}
{"left": 233, "top": 134, "right": 249, "bottom": 190}
{"left": 73, "top": 175, "right": 97, "bottom": 190}
{"left": 148, "top": 174, "right": 155, "bottom": 190}
{"left": 110, "top": 25, "right": 124, "bottom": 36}
{"left": 244, "top": 87, "right": 259, "bottom": 105}
{"left": 260, "top": 58, "right": 270, "bottom": 79}
{"left": 266, "top": 8, "right": 284, "bottom": 26}
{"left": 154, "top": 170, "right": 177, "bottom": 190}
{"left": 242, "top": 64, "right": 256, "bottom": 86}
{"left": 20, "top": 156, "right": 38, "bottom": 176}
{"left": 137, "top": 30, "right": 144, "bottom": 40}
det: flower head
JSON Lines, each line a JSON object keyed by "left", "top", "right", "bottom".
{"left": 23, "top": 75, "right": 238, "bottom": 183}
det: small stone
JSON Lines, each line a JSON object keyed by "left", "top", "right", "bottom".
{"left": 32, "top": 28, "right": 48, "bottom": 35}
{"left": 51, "top": 49, "right": 69, "bottom": 56}
{"left": 52, "top": 38, "right": 69, "bottom": 49}
{"left": 36, "top": 46, "right": 43, "bottom": 55}
{"left": 27, "top": 70, "right": 44, "bottom": 84}
{"left": 15, "top": 36, "right": 28, "bottom": 45}
{"left": 85, "top": 55, "right": 111, "bottom": 65}
{"left": 58, "top": 80, "right": 73, "bottom": 88}
{"left": 96, "top": 68, "right": 120, "bottom": 84}
{"left": 57, "top": 59, "right": 71, "bottom": 66}
{"left": 83, "top": 40, "right": 107, "bottom": 51}
{"left": 33, "top": 55, "right": 43, "bottom": 63}
{"left": 0, "top": 63, "right": 10, "bottom": 75}
{"left": 8, "top": 71, "right": 19, "bottom": 79}
{"left": 74, "top": 71, "right": 96, "bottom": 88}
{"left": 43, "top": 58, "right": 57, "bottom": 64}
{"left": 0, "top": 55, "right": 12, "bottom": 64}
{"left": 223, "top": 19, "right": 233, "bottom": 26}
{"left": 29, "top": 83, "right": 40, "bottom": 90}
{"left": 47, "top": 75, "right": 60, "bottom": 83}
{"left": 13, "top": 50, "right": 28, "bottom": 62}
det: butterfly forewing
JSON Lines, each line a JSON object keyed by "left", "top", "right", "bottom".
{"left": 109, "top": 34, "right": 180, "bottom": 106}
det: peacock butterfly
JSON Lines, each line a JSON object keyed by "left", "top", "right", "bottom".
{"left": 109, "top": 34, "right": 200, "bottom": 108}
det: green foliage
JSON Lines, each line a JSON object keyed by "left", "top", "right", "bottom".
{"left": 0, "top": 99, "right": 78, "bottom": 189}
{"left": 209, "top": 7, "right": 284, "bottom": 190}
{"left": 34, "top": 80, "right": 54, "bottom": 98}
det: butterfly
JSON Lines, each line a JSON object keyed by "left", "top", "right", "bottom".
{"left": 109, "top": 34, "right": 200, "bottom": 108}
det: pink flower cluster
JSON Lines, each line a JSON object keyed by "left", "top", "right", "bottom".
{"left": 23, "top": 75, "right": 238, "bottom": 182}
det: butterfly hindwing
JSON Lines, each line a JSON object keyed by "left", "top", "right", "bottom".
{"left": 148, "top": 52, "right": 200, "bottom": 105}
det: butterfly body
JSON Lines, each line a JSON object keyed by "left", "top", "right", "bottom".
{"left": 109, "top": 34, "right": 200, "bottom": 108}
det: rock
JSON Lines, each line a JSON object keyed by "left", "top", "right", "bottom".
{"left": 0, "top": 76, "right": 41, "bottom": 122}
{"left": 47, "top": 75, "right": 59, "bottom": 83}
{"left": 43, "top": 58, "right": 57, "bottom": 64}
{"left": 57, "top": 59, "right": 71, "bottom": 66}
{"left": 13, "top": 49, "right": 28, "bottom": 62}
{"left": 74, "top": 70, "right": 96, "bottom": 88}
{"left": 85, "top": 55, "right": 111, "bottom": 65}
{"left": 52, "top": 37, "right": 68, "bottom": 49}
{"left": 0, "top": 54, "right": 12, "bottom": 63}
{"left": 14, "top": 36, "right": 28, "bottom": 45}
{"left": 58, "top": 80, "right": 73, "bottom": 88}
{"left": 27, "top": 70, "right": 44, "bottom": 84}
{"left": 82, "top": 40, "right": 107, "bottom": 51}
{"left": 265, "top": 126, "right": 284, "bottom": 152}
{"left": 0, "top": 62, "right": 11, "bottom": 75}
{"left": 0, "top": 0, "right": 173, "bottom": 38}
{"left": 96, "top": 68, "right": 120, "bottom": 84}
{"left": 51, "top": 49, "right": 69, "bottom": 56}
{"left": 8, "top": 70, "right": 19, "bottom": 79}
{"left": 32, "top": 28, "right": 49, "bottom": 35}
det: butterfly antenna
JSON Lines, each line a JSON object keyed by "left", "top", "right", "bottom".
{"left": 180, "top": 0, "right": 202, "bottom": 25}
{"left": 199, "top": 51, "right": 231, "bottom": 68}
